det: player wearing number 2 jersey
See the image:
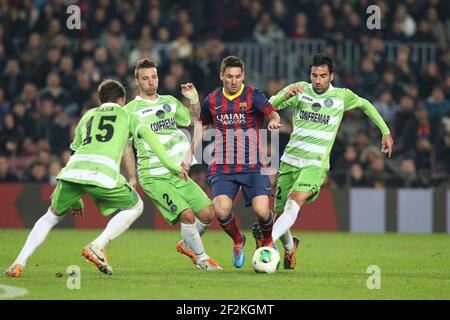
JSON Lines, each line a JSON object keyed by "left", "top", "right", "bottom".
{"left": 123, "top": 59, "right": 222, "bottom": 271}
{"left": 5, "top": 79, "right": 185, "bottom": 277}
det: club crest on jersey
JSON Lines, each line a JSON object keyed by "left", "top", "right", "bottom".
{"left": 239, "top": 102, "right": 247, "bottom": 110}
{"left": 312, "top": 103, "right": 321, "bottom": 112}
{"left": 324, "top": 98, "right": 334, "bottom": 107}
{"left": 163, "top": 104, "right": 171, "bottom": 112}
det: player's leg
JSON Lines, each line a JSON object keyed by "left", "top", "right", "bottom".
{"left": 178, "top": 177, "right": 214, "bottom": 238}
{"left": 210, "top": 175, "right": 244, "bottom": 244}
{"left": 179, "top": 209, "right": 221, "bottom": 270}
{"left": 240, "top": 173, "right": 274, "bottom": 247}
{"left": 273, "top": 166, "right": 327, "bottom": 269}
{"left": 5, "top": 181, "right": 82, "bottom": 277}
{"left": 82, "top": 183, "right": 142, "bottom": 275}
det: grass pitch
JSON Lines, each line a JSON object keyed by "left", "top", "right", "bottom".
{"left": 0, "top": 229, "right": 449, "bottom": 300}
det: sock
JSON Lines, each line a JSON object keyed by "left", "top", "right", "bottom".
{"left": 91, "top": 197, "right": 143, "bottom": 250}
{"left": 14, "top": 208, "right": 63, "bottom": 266}
{"left": 195, "top": 218, "right": 210, "bottom": 237}
{"left": 279, "top": 229, "right": 295, "bottom": 253}
{"left": 272, "top": 199, "right": 300, "bottom": 242}
{"left": 218, "top": 213, "right": 243, "bottom": 244}
{"left": 181, "top": 223, "right": 208, "bottom": 261}
{"left": 258, "top": 211, "right": 274, "bottom": 245}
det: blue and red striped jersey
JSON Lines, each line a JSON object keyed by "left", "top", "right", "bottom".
{"left": 201, "top": 84, "right": 275, "bottom": 176}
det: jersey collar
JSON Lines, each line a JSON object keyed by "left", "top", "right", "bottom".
{"left": 100, "top": 102, "right": 120, "bottom": 108}
{"left": 136, "top": 94, "right": 160, "bottom": 103}
{"left": 309, "top": 83, "right": 334, "bottom": 96}
{"left": 222, "top": 84, "right": 244, "bottom": 101}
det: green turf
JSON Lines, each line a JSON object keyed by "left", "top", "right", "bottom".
{"left": 0, "top": 229, "right": 449, "bottom": 299}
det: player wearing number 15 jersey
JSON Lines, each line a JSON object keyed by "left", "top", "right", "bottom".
{"left": 5, "top": 79, "right": 184, "bottom": 277}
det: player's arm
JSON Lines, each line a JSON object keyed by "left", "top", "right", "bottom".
{"left": 344, "top": 90, "right": 394, "bottom": 158}
{"left": 121, "top": 141, "right": 137, "bottom": 187}
{"left": 128, "top": 112, "right": 186, "bottom": 178}
{"left": 181, "top": 83, "right": 200, "bottom": 121}
{"left": 70, "top": 116, "right": 84, "bottom": 151}
{"left": 269, "top": 83, "right": 304, "bottom": 110}
{"left": 253, "top": 88, "right": 282, "bottom": 131}
{"left": 137, "top": 125, "right": 186, "bottom": 177}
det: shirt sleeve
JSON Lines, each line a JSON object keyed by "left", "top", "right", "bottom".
{"left": 174, "top": 98, "right": 191, "bottom": 127}
{"left": 200, "top": 95, "right": 213, "bottom": 125}
{"left": 253, "top": 88, "right": 275, "bottom": 117}
{"left": 343, "top": 89, "right": 391, "bottom": 136}
{"left": 269, "top": 83, "right": 303, "bottom": 110}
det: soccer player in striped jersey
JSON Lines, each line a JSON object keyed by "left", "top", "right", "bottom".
{"left": 200, "top": 56, "right": 282, "bottom": 268}
{"left": 5, "top": 80, "right": 185, "bottom": 277}
{"left": 123, "top": 59, "right": 222, "bottom": 270}
{"left": 256, "top": 53, "right": 393, "bottom": 269}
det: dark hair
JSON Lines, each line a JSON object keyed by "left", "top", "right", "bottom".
{"left": 135, "top": 59, "right": 158, "bottom": 78}
{"left": 309, "top": 53, "right": 334, "bottom": 73}
{"left": 98, "top": 79, "right": 126, "bottom": 104}
{"left": 221, "top": 55, "right": 244, "bottom": 73}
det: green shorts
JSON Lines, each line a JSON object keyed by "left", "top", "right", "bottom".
{"left": 51, "top": 180, "right": 139, "bottom": 216}
{"left": 274, "top": 162, "right": 328, "bottom": 213}
{"left": 140, "top": 174, "right": 212, "bottom": 226}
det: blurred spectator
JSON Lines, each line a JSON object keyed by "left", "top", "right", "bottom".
{"left": 253, "top": 12, "right": 285, "bottom": 44}
{"left": 373, "top": 90, "right": 398, "bottom": 125}
{"left": 425, "top": 86, "right": 450, "bottom": 122}
{"left": 390, "top": 158, "right": 427, "bottom": 188}
{"left": 0, "top": 113, "right": 25, "bottom": 156}
{"left": 357, "top": 57, "right": 380, "bottom": 101}
{"left": 425, "top": 6, "right": 446, "bottom": 48}
{"left": 38, "top": 72, "right": 69, "bottom": 107}
{"left": 350, "top": 163, "right": 370, "bottom": 188}
{"left": 25, "top": 162, "right": 48, "bottom": 183}
{"left": 395, "top": 95, "right": 416, "bottom": 139}
{"left": 419, "top": 62, "right": 441, "bottom": 98}
{"left": 0, "top": 154, "right": 18, "bottom": 182}
{"left": 1, "top": 59, "right": 25, "bottom": 100}
{"left": 291, "top": 12, "right": 309, "bottom": 39}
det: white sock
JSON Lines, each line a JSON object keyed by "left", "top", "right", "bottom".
{"left": 91, "top": 197, "right": 143, "bottom": 250}
{"left": 195, "top": 218, "right": 210, "bottom": 237}
{"left": 181, "top": 223, "right": 208, "bottom": 261}
{"left": 14, "top": 208, "right": 63, "bottom": 266}
{"left": 279, "top": 229, "right": 295, "bottom": 253}
{"left": 272, "top": 199, "right": 300, "bottom": 242}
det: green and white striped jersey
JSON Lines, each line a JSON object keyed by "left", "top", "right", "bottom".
{"left": 58, "top": 103, "right": 147, "bottom": 188}
{"left": 125, "top": 95, "right": 191, "bottom": 178}
{"left": 269, "top": 82, "right": 390, "bottom": 170}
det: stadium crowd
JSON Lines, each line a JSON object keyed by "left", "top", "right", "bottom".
{"left": 0, "top": 0, "right": 449, "bottom": 188}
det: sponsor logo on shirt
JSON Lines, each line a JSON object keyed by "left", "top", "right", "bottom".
{"left": 150, "top": 118, "right": 176, "bottom": 132}
{"left": 298, "top": 110, "right": 330, "bottom": 125}
{"left": 216, "top": 113, "right": 246, "bottom": 125}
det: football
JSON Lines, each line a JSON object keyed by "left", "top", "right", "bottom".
{"left": 252, "top": 246, "right": 280, "bottom": 273}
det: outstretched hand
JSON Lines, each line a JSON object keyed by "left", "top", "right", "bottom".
{"left": 381, "top": 135, "right": 394, "bottom": 158}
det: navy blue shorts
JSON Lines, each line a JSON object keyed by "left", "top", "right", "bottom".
{"left": 208, "top": 173, "right": 272, "bottom": 207}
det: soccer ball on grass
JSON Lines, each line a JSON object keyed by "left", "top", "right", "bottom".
{"left": 251, "top": 246, "right": 280, "bottom": 273}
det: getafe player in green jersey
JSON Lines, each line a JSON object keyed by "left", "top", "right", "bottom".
{"left": 123, "top": 59, "right": 221, "bottom": 270}
{"left": 253, "top": 54, "right": 394, "bottom": 270}
{"left": 5, "top": 80, "right": 185, "bottom": 277}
